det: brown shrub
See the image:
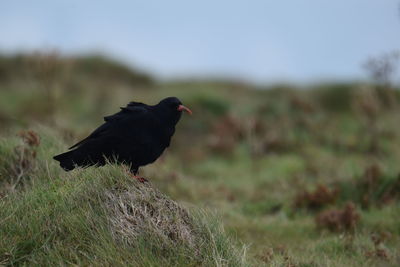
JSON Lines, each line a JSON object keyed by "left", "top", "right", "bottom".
{"left": 315, "top": 202, "right": 360, "bottom": 232}
{"left": 294, "top": 184, "right": 339, "bottom": 211}
{"left": 18, "top": 130, "right": 40, "bottom": 147}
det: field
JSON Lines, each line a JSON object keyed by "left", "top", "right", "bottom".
{"left": 0, "top": 53, "right": 399, "bottom": 266}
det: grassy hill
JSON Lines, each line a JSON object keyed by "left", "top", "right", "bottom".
{"left": 1, "top": 53, "right": 400, "bottom": 266}
{"left": 0, "top": 128, "right": 246, "bottom": 266}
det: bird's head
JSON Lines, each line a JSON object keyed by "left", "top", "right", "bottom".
{"left": 157, "top": 97, "right": 192, "bottom": 124}
{"left": 158, "top": 97, "right": 192, "bottom": 115}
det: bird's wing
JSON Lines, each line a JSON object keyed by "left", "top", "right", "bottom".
{"left": 104, "top": 101, "right": 146, "bottom": 122}
{"left": 68, "top": 102, "right": 148, "bottom": 150}
{"left": 68, "top": 122, "right": 110, "bottom": 149}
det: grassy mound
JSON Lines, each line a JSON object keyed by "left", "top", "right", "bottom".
{"left": 0, "top": 129, "right": 246, "bottom": 266}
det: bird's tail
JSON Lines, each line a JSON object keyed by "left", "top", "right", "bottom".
{"left": 53, "top": 151, "right": 77, "bottom": 171}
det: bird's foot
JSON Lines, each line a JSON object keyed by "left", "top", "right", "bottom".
{"left": 131, "top": 175, "right": 149, "bottom": 183}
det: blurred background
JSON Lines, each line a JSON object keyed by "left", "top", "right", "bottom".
{"left": 1, "top": 0, "right": 400, "bottom": 265}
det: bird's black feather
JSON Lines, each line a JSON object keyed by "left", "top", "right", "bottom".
{"left": 103, "top": 101, "right": 146, "bottom": 122}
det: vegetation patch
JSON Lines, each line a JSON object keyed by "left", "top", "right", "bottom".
{"left": 0, "top": 130, "right": 247, "bottom": 266}
{"left": 315, "top": 202, "right": 360, "bottom": 232}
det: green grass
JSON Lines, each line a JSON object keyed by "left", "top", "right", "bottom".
{"left": 0, "top": 129, "right": 247, "bottom": 266}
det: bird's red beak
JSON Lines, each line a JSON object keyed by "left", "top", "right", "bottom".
{"left": 177, "top": 105, "right": 192, "bottom": 115}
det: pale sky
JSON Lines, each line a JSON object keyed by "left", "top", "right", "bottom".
{"left": 0, "top": 0, "right": 399, "bottom": 83}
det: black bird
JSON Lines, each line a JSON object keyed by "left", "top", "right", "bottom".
{"left": 53, "top": 97, "right": 192, "bottom": 181}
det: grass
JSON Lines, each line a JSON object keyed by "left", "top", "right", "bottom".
{"left": 1, "top": 53, "right": 400, "bottom": 266}
{"left": 0, "top": 129, "right": 246, "bottom": 266}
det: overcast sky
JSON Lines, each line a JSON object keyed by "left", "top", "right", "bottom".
{"left": 0, "top": 0, "right": 399, "bottom": 83}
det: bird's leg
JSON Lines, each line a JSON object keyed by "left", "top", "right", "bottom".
{"left": 131, "top": 174, "right": 148, "bottom": 183}
{"left": 129, "top": 167, "right": 148, "bottom": 183}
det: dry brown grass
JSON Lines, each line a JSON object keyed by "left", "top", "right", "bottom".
{"left": 294, "top": 184, "right": 339, "bottom": 211}
{"left": 315, "top": 202, "right": 360, "bottom": 232}
{"left": 102, "top": 179, "right": 247, "bottom": 265}
{"left": 105, "top": 181, "right": 198, "bottom": 250}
